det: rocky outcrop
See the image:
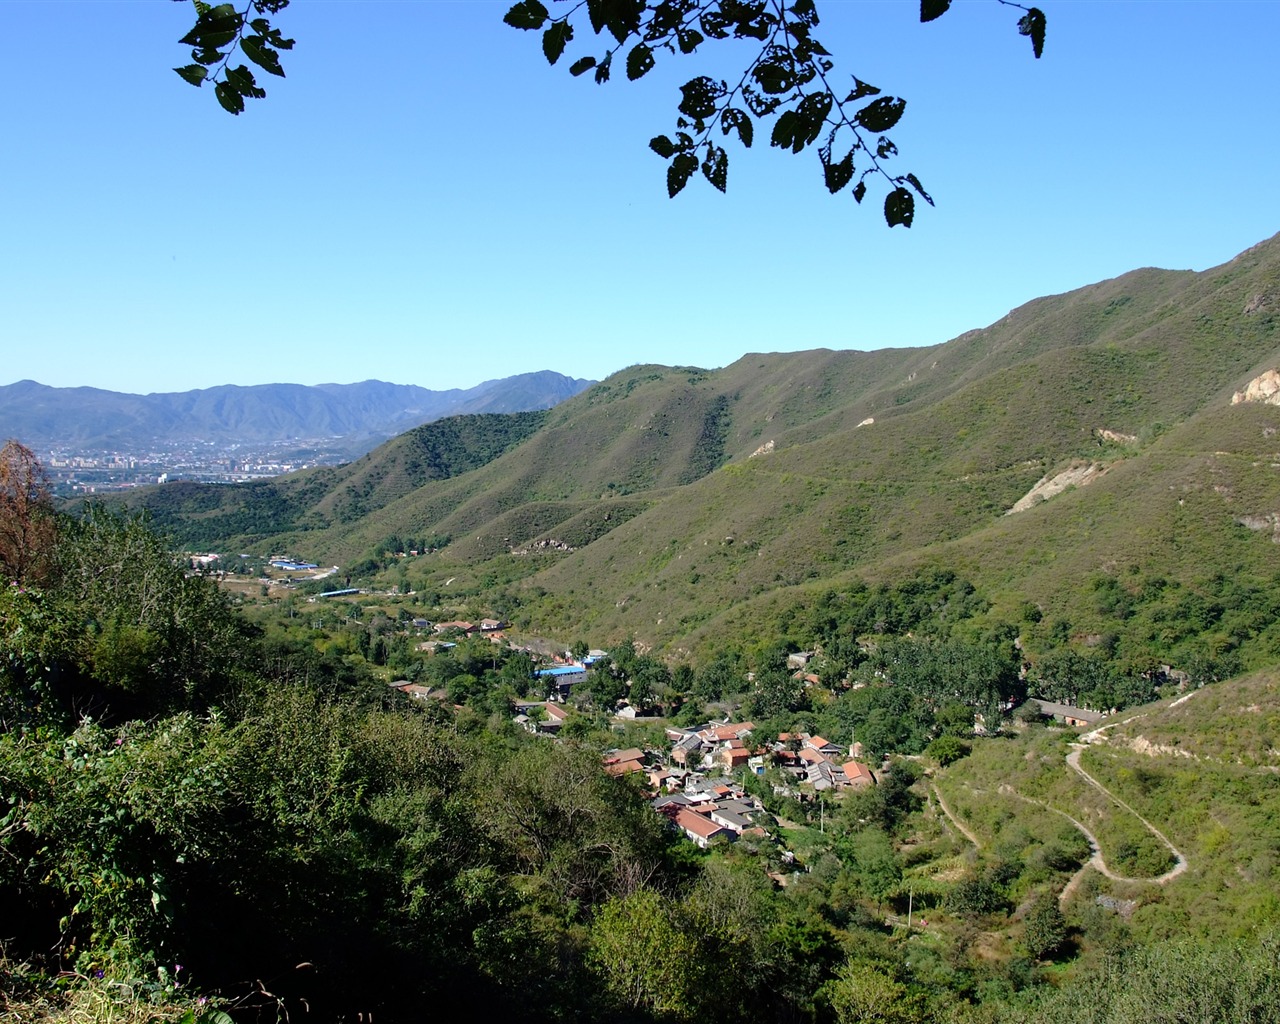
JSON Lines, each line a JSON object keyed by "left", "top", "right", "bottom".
{"left": 1232, "top": 369, "right": 1280, "bottom": 405}
{"left": 1006, "top": 461, "right": 1109, "bottom": 514}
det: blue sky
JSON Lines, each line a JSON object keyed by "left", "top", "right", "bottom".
{"left": 3, "top": 0, "right": 1278, "bottom": 395}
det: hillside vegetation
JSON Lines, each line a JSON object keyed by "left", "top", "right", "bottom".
{"left": 123, "top": 233, "right": 1280, "bottom": 668}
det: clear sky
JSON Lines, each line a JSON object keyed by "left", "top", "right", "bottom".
{"left": 2, "top": 0, "right": 1278, "bottom": 395}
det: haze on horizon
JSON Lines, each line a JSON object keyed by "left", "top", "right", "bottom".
{"left": 2, "top": 1, "right": 1278, "bottom": 395}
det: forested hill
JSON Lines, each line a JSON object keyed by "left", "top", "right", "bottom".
{"left": 0, "top": 370, "right": 593, "bottom": 452}
{"left": 129, "top": 233, "right": 1280, "bottom": 657}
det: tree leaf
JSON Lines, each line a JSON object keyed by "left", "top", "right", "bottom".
{"left": 676, "top": 28, "right": 703, "bottom": 54}
{"left": 569, "top": 56, "right": 597, "bottom": 76}
{"left": 678, "top": 77, "right": 723, "bottom": 120}
{"left": 626, "top": 43, "right": 654, "bottom": 80}
{"left": 542, "top": 21, "right": 573, "bottom": 64}
{"left": 179, "top": 3, "right": 241, "bottom": 50}
{"left": 173, "top": 64, "right": 208, "bottom": 88}
{"left": 844, "top": 77, "right": 880, "bottom": 103}
{"left": 649, "top": 134, "right": 676, "bottom": 158}
{"left": 241, "top": 36, "right": 284, "bottom": 77}
{"left": 855, "top": 96, "right": 906, "bottom": 133}
{"left": 667, "top": 152, "right": 699, "bottom": 197}
{"left": 920, "top": 0, "right": 952, "bottom": 23}
{"left": 224, "top": 64, "right": 265, "bottom": 99}
{"left": 904, "top": 172, "right": 934, "bottom": 205}
{"left": 701, "top": 144, "right": 728, "bottom": 193}
{"left": 503, "top": 0, "right": 549, "bottom": 30}
{"left": 852, "top": 181, "right": 867, "bottom": 204}
{"left": 720, "top": 107, "right": 753, "bottom": 148}
{"left": 214, "top": 80, "right": 245, "bottom": 114}
{"left": 884, "top": 186, "right": 914, "bottom": 227}
{"left": 594, "top": 52, "right": 612, "bottom": 83}
{"left": 822, "top": 150, "right": 854, "bottom": 194}
{"left": 1018, "top": 7, "right": 1047, "bottom": 58}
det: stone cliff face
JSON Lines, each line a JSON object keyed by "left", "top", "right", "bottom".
{"left": 1232, "top": 369, "right": 1280, "bottom": 406}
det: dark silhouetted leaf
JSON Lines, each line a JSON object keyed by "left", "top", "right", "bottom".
{"left": 594, "top": 52, "right": 612, "bottom": 83}
{"left": 676, "top": 28, "right": 703, "bottom": 53}
{"left": 668, "top": 152, "right": 699, "bottom": 197}
{"left": 1018, "top": 7, "right": 1046, "bottom": 58}
{"left": 884, "top": 187, "right": 914, "bottom": 227}
{"left": 822, "top": 150, "right": 854, "bottom": 193}
{"left": 770, "top": 110, "right": 799, "bottom": 151}
{"left": 626, "top": 43, "right": 655, "bottom": 80}
{"left": 920, "top": 0, "right": 952, "bottom": 22}
{"left": 180, "top": 4, "right": 241, "bottom": 50}
{"left": 904, "top": 172, "right": 934, "bottom": 205}
{"left": 569, "top": 55, "right": 597, "bottom": 76}
{"left": 242, "top": 36, "right": 284, "bottom": 77}
{"left": 856, "top": 96, "right": 906, "bottom": 133}
{"left": 649, "top": 134, "right": 676, "bottom": 158}
{"left": 588, "top": 0, "right": 644, "bottom": 45}
{"left": 224, "top": 64, "right": 265, "bottom": 98}
{"left": 720, "top": 107, "right": 753, "bottom": 147}
{"left": 678, "top": 77, "right": 723, "bottom": 120}
{"left": 173, "top": 64, "right": 208, "bottom": 87}
{"left": 504, "top": 0, "right": 549, "bottom": 30}
{"left": 214, "top": 80, "right": 244, "bottom": 114}
{"left": 701, "top": 144, "right": 728, "bottom": 192}
{"left": 753, "top": 58, "right": 794, "bottom": 95}
{"left": 852, "top": 181, "right": 867, "bottom": 204}
{"left": 543, "top": 21, "right": 573, "bottom": 64}
{"left": 844, "top": 77, "right": 880, "bottom": 102}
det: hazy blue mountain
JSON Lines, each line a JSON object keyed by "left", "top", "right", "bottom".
{"left": 0, "top": 372, "right": 594, "bottom": 453}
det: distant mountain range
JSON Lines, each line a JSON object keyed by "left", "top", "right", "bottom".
{"left": 0, "top": 372, "right": 594, "bottom": 455}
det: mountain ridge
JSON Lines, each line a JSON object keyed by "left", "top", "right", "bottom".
{"left": 0, "top": 371, "right": 595, "bottom": 455}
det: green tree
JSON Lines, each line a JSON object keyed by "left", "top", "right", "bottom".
{"left": 827, "top": 959, "right": 924, "bottom": 1024}
{"left": 1022, "top": 892, "right": 1067, "bottom": 960}
{"left": 589, "top": 887, "right": 703, "bottom": 1019}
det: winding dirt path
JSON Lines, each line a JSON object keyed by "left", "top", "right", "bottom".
{"left": 999, "top": 733, "right": 1188, "bottom": 904}
{"left": 932, "top": 784, "right": 983, "bottom": 849}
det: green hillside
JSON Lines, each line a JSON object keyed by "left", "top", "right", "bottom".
{"left": 127, "top": 234, "right": 1280, "bottom": 661}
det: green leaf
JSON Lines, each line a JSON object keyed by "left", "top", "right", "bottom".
{"left": 920, "top": 0, "right": 952, "bottom": 22}
{"left": 569, "top": 56, "right": 597, "bottom": 76}
{"left": 676, "top": 28, "right": 703, "bottom": 54}
{"left": 822, "top": 150, "right": 854, "bottom": 194}
{"left": 855, "top": 96, "right": 906, "bottom": 133}
{"left": 173, "top": 64, "right": 208, "bottom": 87}
{"left": 626, "top": 43, "right": 654, "bottom": 80}
{"left": 179, "top": 3, "right": 241, "bottom": 50}
{"left": 504, "top": 0, "right": 549, "bottom": 30}
{"left": 667, "top": 152, "right": 698, "bottom": 197}
{"left": 214, "top": 80, "right": 245, "bottom": 114}
{"left": 542, "top": 21, "right": 573, "bottom": 64}
{"left": 701, "top": 144, "right": 728, "bottom": 193}
{"left": 649, "top": 135, "right": 676, "bottom": 158}
{"left": 1018, "top": 7, "right": 1047, "bottom": 58}
{"left": 884, "top": 186, "right": 914, "bottom": 227}
{"left": 241, "top": 36, "right": 284, "bottom": 77}
{"left": 224, "top": 64, "right": 265, "bottom": 99}
{"left": 720, "top": 107, "right": 753, "bottom": 148}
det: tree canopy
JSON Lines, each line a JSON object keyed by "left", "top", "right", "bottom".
{"left": 173, "top": 0, "right": 1045, "bottom": 224}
